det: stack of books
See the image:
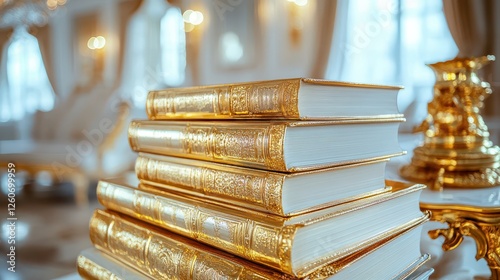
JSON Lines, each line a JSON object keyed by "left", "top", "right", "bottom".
{"left": 78, "top": 78, "right": 433, "bottom": 279}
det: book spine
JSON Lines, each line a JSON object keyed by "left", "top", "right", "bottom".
{"left": 146, "top": 79, "right": 301, "bottom": 119}
{"left": 128, "top": 121, "right": 288, "bottom": 171}
{"left": 135, "top": 155, "right": 286, "bottom": 215}
{"left": 90, "top": 210, "right": 293, "bottom": 280}
{"left": 96, "top": 181, "right": 296, "bottom": 274}
{"left": 77, "top": 255, "right": 122, "bottom": 280}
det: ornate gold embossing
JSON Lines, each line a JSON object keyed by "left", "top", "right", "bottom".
{"left": 230, "top": 85, "right": 251, "bottom": 114}
{"left": 422, "top": 204, "right": 500, "bottom": 279}
{"left": 97, "top": 182, "right": 287, "bottom": 273}
{"left": 146, "top": 78, "right": 304, "bottom": 119}
{"left": 90, "top": 210, "right": 297, "bottom": 279}
{"left": 178, "top": 246, "right": 197, "bottom": 279}
{"left": 131, "top": 119, "right": 400, "bottom": 172}
{"left": 212, "top": 127, "right": 267, "bottom": 163}
{"left": 401, "top": 56, "right": 500, "bottom": 188}
{"left": 252, "top": 225, "right": 280, "bottom": 263}
{"left": 278, "top": 226, "right": 297, "bottom": 274}
{"left": 171, "top": 123, "right": 287, "bottom": 170}
{"left": 97, "top": 179, "right": 425, "bottom": 277}
{"left": 266, "top": 124, "right": 287, "bottom": 171}
{"left": 251, "top": 84, "right": 282, "bottom": 114}
{"left": 77, "top": 255, "right": 120, "bottom": 280}
{"left": 216, "top": 87, "right": 231, "bottom": 115}
{"left": 148, "top": 238, "right": 183, "bottom": 278}
{"left": 264, "top": 175, "right": 285, "bottom": 214}
{"left": 281, "top": 80, "right": 301, "bottom": 117}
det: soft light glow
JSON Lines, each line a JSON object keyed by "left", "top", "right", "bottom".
{"left": 221, "top": 32, "right": 244, "bottom": 63}
{"left": 289, "top": 0, "right": 308, "bottom": 6}
{"left": 47, "top": 0, "right": 65, "bottom": 10}
{"left": 189, "top": 11, "right": 204, "bottom": 25}
{"left": 46, "top": 0, "right": 57, "bottom": 9}
{"left": 182, "top": 9, "right": 203, "bottom": 26}
{"left": 184, "top": 22, "right": 194, "bottom": 33}
{"left": 95, "top": 36, "right": 106, "bottom": 49}
{"left": 87, "top": 36, "right": 106, "bottom": 50}
{"left": 182, "top": 10, "right": 193, "bottom": 22}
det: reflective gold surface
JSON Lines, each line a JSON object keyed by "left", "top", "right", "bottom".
{"left": 146, "top": 78, "right": 402, "bottom": 120}
{"left": 136, "top": 153, "right": 390, "bottom": 216}
{"left": 420, "top": 203, "right": 500, "bottom": 279}
{"left": 77, "top": 254, "right": 123, "bottom": 280}
{"left": 96, "top": 177, "right": 426, "bottom": 277}
{"left": 88, "top": 209, "right": 429, "bottom": 280}
{"left": 401, "top": 55, "right": 500, "bottom": 189}
{"left": 129, "top": 118, "right": 404, "bottom": 172}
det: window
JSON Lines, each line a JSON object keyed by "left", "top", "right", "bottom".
{"left": 326, "top": 0, "right": 458, "bottom": 127}
{"left": 0, "top": 26, "right": 55, "bottom": 122}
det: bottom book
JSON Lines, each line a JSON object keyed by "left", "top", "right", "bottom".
{"left": 83, "top": 209, "right": 431, "bottom": 280}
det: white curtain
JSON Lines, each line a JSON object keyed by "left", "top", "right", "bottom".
{"left": 0, "top": 25, "right": 55, "bottom": 122}
{"left": 326, "top": 0, "right": 458, "bottom": 131}
{"left": 117, "top": 0, "right": 186, "bottom": 108}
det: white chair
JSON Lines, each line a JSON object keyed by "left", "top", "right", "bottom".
{"left": 0, "top": 84, "right": 141, "bottom": 205}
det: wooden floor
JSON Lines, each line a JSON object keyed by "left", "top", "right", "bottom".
{"left": 0, "top": 182, "right": 100, "bottom": 280}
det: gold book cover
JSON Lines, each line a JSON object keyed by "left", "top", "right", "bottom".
{"left": 77, "top": 248, "right": 148, "bottom": 280}
{"left": 96, "top": 177, "right": 427, "bottom": 277}
{"left": 146, "top": 78, "right": 402, "bottom": 120}
{"left": 128, "top": 118, "right": 405, "bottom": 172}
{"left": 135, "top": 152, "right": 390, "bottom": 216}
{"left": 87, "top": 210, "right": 430, "bottom": 280}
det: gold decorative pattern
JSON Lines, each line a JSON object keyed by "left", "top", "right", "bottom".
{"left": 421, "top": 203, "right": 500, "bottom": 279}
{"left": 129, "top": 119, "right": 404, "bottom": 172}
{"left": 129, "top": 120, "right": 289, "bottom": 171}
{"left": 146, "top": 79, "right": 302, "bottom": 119}
{"left": 278, "top": 226, "right": 297, "bottom": 274}
{"left": 230, "top": 85, "right": 251, "bottom": 114}
{"left": 216, "top": 87, "right": 231, "bottom": 115}
{"left": 137, "top": 154, "right": 285, "bottom": 214}
{"left": 282, "top": 80, "right": 300, "bottom": 117}
{"left": 252, "top": 225, "right": 281, "bottom": 264}
{"left": 88, "top": 210, "right": 429, "bottom": 280}
{"left": 90, "top": 210, "right": 297, "bottom": 279}
{"left": 266, "top": 124, "right": 287, "bottom": 171}
{"left": 212, "top": 127, "right": 267, "bottom": 163}
{"left": 96, "top": 179, "right": 426, "bottom": 277}
{"left": 97, "top": 180, "right": 292, "bottom": 273}
{"left": 146, "top": 78, "right": 401, "bottom": 120}
{"left": 136, "top": 154, "right": 393, "bottom": 216}
{"left": 401, "top": 164, "right": 500, "bottom": 190}
{"left": 77, "top": 255, "right": 121, "bottom": 280}
{"left": 401, "top": 55, "right": 500, "bottom": 188}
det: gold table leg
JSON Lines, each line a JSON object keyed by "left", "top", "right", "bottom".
{"left": 421, "top": 206, "right": 500, "bottom": 279}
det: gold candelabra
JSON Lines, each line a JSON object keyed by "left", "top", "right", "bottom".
{"left": 400, "top": 55, "right": 500, "bottom": 189}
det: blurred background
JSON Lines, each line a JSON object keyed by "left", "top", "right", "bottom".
{"left": 0, "top": 0, "right": 498, "bottom": 279}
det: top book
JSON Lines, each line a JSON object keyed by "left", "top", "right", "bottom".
{"left": 146, "top": 78, "right": 402, "bottom": 120}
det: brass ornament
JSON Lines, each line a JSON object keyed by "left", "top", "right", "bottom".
{"left": 420, "top": 203, "right": 500, "bottom": 279}
{"left": 400, "top": 55, "right": 500, "bottom": 189}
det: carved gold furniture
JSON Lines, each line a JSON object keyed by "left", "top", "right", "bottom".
{"left": 396, "top": 55, "right": 500, "bottom": 278}
{"left": 420, "top": 187, "right": 500, "bottom": 279}
{"left": 400, "top": 55, "right": 500, "bottom": 189}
